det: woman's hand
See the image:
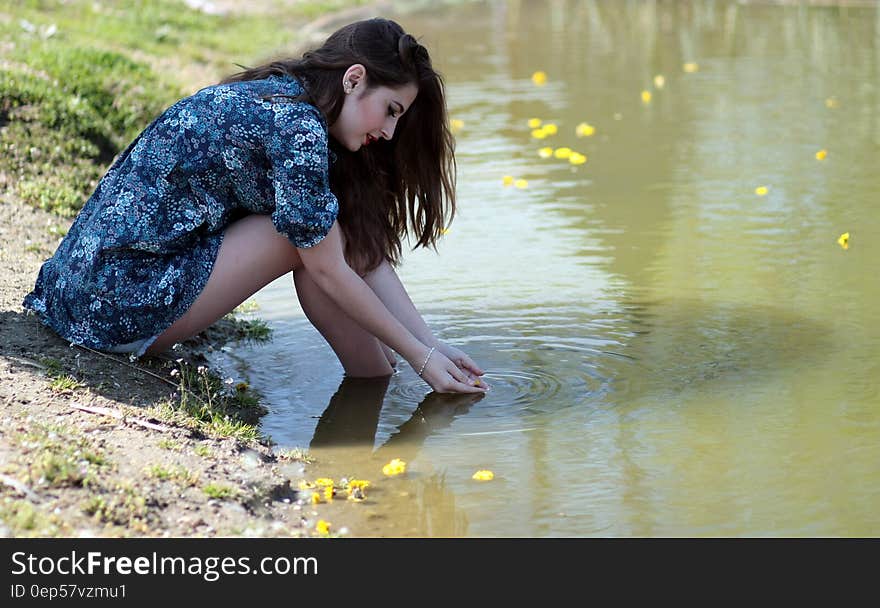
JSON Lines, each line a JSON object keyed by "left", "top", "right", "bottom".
{"left": 417, "top": 348, "right": 487, "bottom": 394}
{"left": 436, "top": 341, "right": 489, "bottom": 388}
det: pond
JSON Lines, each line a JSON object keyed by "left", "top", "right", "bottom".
{"left": 214, "top": 0, "right": 880, "bottom": 536}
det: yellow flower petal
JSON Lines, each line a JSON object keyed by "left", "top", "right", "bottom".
{"left": 514, "top": 179, "right": 529, "bottom": 189}
{"left": 641, "top": 90, "right": 652, "bottom": 104}
{"left": 755, "top": 186, "right": 768, "bottom": 196}
{"left": 472, "top": 470, "right": 494, "bottom": 481}
{"left": 311, "top": 491, "right": 322, "bottom": 504}
{"left": 653, "top": 74, "right": 666, "bottom": 89}
{"left": 542, "top": 123, "right": 558, "bottom": 135}
{"left": 502, "top": 175, "right": 515, "bottom": 186}
{"left": 553, "top": 147, "right": 572, "bottom": 159}
{"left": 316, "top": 520, "right": 331, "bottom": 536}
{"left": 527, "top": 118, "right": 543, "bottom": 129}
{"left": 531, "top": 128, "right": 548, "bottom": 139}
{"left": 575, "top": 122, "right": 595, "bottom": 137}
{"left": 324, "top": 486, "right": 334, "bottom": 501}
{"left": 314, "top": 478, "right": 334, "bottom": 487}
{"left": 683, "top": 62, "right": 699, "bottom": 73}
{"left": 815, "top": 149, "right": 828, "bottom": 161}
{"left": 538, "top": 147, "right": 554, "bottom": 159}
{"left": 569, "top": 152, "right": 587, "bottom": 165}
{"left": 346, "top": 479, "right": 370, "bottom": 501}
{"left": 298, "top": 480, "right": 315, "bottom": 490}
{"left": 838, "top": 232, "right": 849, "bottom": 250}
{"left": 531, "top": 71, "right": 547, "bottom": 86}
{"left": 450, "top": 118, "right": 464, "bottom": 133}
{"left": 382, "top": 458, "right": 407, "bottom": 476}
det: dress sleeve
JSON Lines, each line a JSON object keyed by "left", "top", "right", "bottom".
{"left": 263, "top": 102, "right": 339, "bottom": 248}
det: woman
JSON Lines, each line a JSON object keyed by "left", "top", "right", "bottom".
{"left": 23, "top": 18, "right": 486, "bottom": 395}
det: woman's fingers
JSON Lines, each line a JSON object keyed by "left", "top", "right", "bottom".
{"left": 461, "top": 357, "right": 484, "bottom": 376}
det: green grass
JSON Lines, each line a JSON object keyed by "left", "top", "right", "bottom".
{"left": 16, "top": 423, "right": 108, "bottom": 488}
{"left": 145, "top": 463, "right": 199, "bottom": 487}
{"left": 1, "top": 0, "right": 366, "bottom": 216}
{"left": 202, "top": 483, "right": 237, "bottom": 500}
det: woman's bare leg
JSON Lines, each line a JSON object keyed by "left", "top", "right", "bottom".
{"left": 293, "top": 267, "right": 396, "bottom": 378}
{"left": 146, "top": 214, "right": 397, "bottom": 378}
{"left": 145, "top": 214, "right": 301, "bottom": 355}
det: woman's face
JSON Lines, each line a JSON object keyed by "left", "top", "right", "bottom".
{"left": 329, "top": 69, "right": 419, "bottom": 152}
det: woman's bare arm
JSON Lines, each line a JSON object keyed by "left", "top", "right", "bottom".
{"left": 297, "top": 222, "right": 485, "bottom": 393}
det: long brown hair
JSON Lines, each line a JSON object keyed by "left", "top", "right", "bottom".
{"left": 222, "top": 18, "right": 455, "bottom": 273}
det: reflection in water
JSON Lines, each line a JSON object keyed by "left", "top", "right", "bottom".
{"left": 306, "top": 377, "right": 483, "bottom": 537}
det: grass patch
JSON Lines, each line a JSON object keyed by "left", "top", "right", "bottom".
{"left": 194, "top": 444, "right": 212, "bottom": 458}
{"left": 157, "top": 438, "right": 182, "bottom": 451}
{"left": 276, "top": 448, "right": 314, "bottom": 464}
{"left": 39, "top": 357, "right": 83, "bottom": 393}
{"left": 1, "top": 0, "right": 366, "bottom": 217}
{"left": 48, "top": 374, "right": 82, "bottom": 393}
{"left": 145, "top": 463, "right": 199, "bottom": 487}
{"left": 0, "top": 500, "right": 64, "bottom": 537}
{"left": 202, "top": 483, "right": 237, "bottom": 500}
{"left": 82, "top": 482, "right": 150, "bottom": 531}
{"left": 14, "top": 422, "right": 107, "bottom": 489}
{"left": 146, "top": 359, "right": 267, "bottom": 444}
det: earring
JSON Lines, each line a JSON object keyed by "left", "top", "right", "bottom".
{"left": 343, "top": 80, "right": 352, "bottom": 94}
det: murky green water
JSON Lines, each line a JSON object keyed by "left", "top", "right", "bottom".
{"left": 218, "top": 0, "right": 880, "bottom": 536}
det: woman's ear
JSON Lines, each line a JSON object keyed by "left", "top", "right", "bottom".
{"left": 343, "top": 64, "right": 367, "bottom": 91}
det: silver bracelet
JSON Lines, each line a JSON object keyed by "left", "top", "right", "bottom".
{"left": 417, "top": 346, "right": 436, "bottom": 377}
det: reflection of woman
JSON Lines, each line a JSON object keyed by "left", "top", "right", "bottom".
{"left": 311, "top": 376, "right": 483, "bottom": 458}
{"left": 22, "top": 18, "right": 486, "bottom": 394}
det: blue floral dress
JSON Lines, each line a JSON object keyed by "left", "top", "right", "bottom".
{"left": 23, "top": 74, "right": 339, "bottom": 356}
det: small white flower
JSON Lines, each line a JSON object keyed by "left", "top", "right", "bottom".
{"left": 224, "top": 378, "right": 234, "bottom": 385}
{"left": 170, "top": 369, "right": 180, "bottom": 377}
{"left": 197, "top": 366, "right": 207, "bottom": 375}
{"left": 175, "top": 358, "right": 184, "bottom": 364}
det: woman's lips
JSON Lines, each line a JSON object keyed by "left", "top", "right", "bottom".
{"left": 364, "top": 134, "right": 376, "bottom": 146}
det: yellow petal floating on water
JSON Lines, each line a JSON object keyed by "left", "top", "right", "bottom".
{"left": 815, "top": 149, "right": 828, "bottom": 161}
{"left": 683, "top": 62, "right": 700, "bottom": 73}
{"left": 311, "top": 491, "right": 322, "bottom": 505}
{"left": 450, "top": 118, "right": 464, "bottom": 133}
{"left": 543, "top": 123, "right": 558, "bottom": 135}
{"left": 641, "top": 90, "right": 652, "bottom": 104}
{"left": 531, "top": 128, "right": 548, "bottom": 139}
{"left": 502, "top": 175, "right": 514, "bottom": 186}
{"left": 298, "top": 480, "right": 315, "bottom": 490}
{"left": 569, "top": 152, "right": 587, "bottom": 165}
{"left": 346, "top": 479, "right": 371, "bottom": 501}
{"left": 382, "top": 458, "right": 407, "bottom": 476}
{"left": 314, "top": 478, "right": 334, "bottom": 487}
{"left": 531, "top": 71, "right": 547, "bottom": 85}
{"left": 825, "top": 97, "right": 839, "bottom": 109}
{"left": 316, "top": 520, "right": 331, "bottom": 536}
{"left": 472, "top": 470, "right": 495, "bottom": 481}
{"left": 654, "top": 74, "right": 666, "bottom": 89}
{"left": 838, "top": 232, "right": 849, "bottom": 250}
{"left": 527, "top": 117, "right": 543, "bottom": 129}
{"left": 514, "top": 179, "right": 529, "bottom": 189}
{"left": 553, "top": 147, "right": 572, "bottom": 159}
{"left": 755, "top": 186, "right": 768, "bottom": 196}
{"left": 575, "top": 122, "right": 596, "bottom": 137}
{"left": 538, "top": 147, "right": 554, "bottom": 159}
